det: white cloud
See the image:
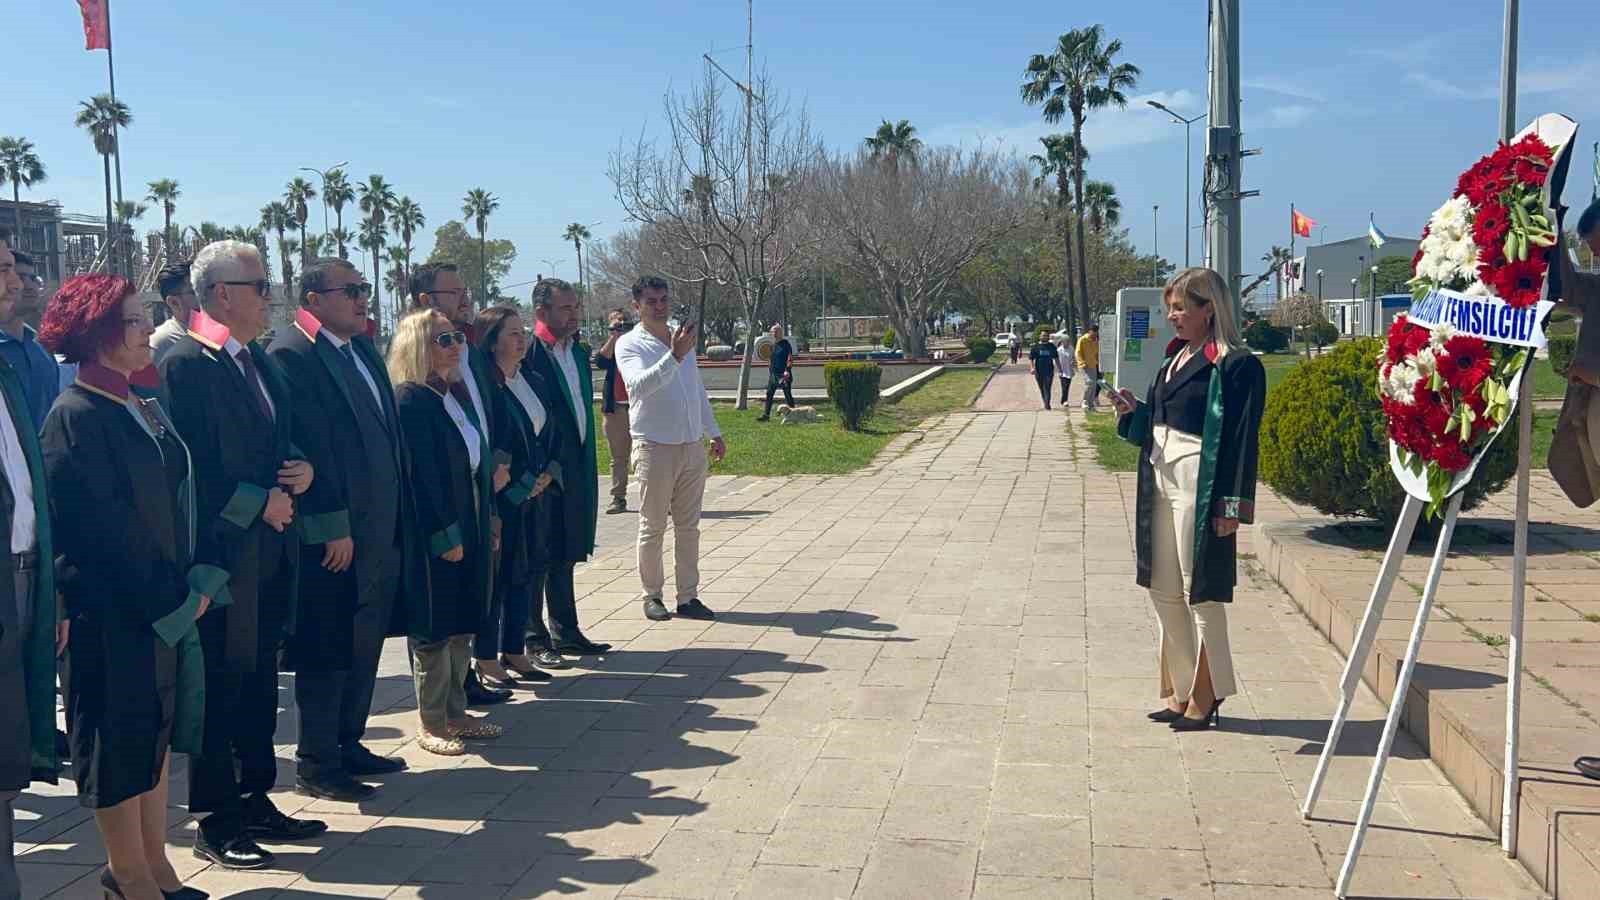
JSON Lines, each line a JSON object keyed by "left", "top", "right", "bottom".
{"left": 1243, "top": 75, "right": 1326, "bottom": 103}
{"left": 1404, "top": 71, "right": 1496, "bottom": 101}
{"left": 1251, "top": 104, "right": 1315, "bottom": 129}
{"left": 922, "top": 88, "right": 1204, "bottom": 158}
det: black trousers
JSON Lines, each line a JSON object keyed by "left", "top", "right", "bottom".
{"left": 1034, "top": 370, "right": 1055, "bottom": 407}
{"left": 189, "top": 549, "right": 289, "bottom": 831}
{"left": 478, "top": 578, "right": 530, "bottom": 660}
{"left": 762, "top": 374, "right": 795, "bottom": 417}
{"left": 529, "top": 561, "right": 581, "bottom": 648}
{"left": 295, "top": 549, "right": 399, "bottom": 777}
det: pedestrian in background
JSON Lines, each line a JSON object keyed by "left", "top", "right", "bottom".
{"left": 1111, "top": 267, "right": 1265, "bottom": 732}
{"left": 592, "top": 308, "right": 633, "bottom": 513}
{"left": 1076, "top": 323, "right": 1102, "bottom": 411}
{"left": 756, "top": 324, "right": 795, "bottom": 422}
{"left": 1057, "top": 333, "right": 1078, "bottom": 406}
{"left": 1028, "top": 332, "right": 1060, "bottom": 410}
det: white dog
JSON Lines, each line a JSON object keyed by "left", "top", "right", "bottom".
{"left": 777, "top": 405, "right": 819, "bottom": 425}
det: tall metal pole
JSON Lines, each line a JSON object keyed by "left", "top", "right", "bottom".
{"left": 1499, "top": 0, "right": 1527, "bottom": 861}
{"left": 106, "top": 0, "right": 126, "bottom": 276}
{"left": 1184, "top": 118, "right": 1192, "bottom": 267}
{"left": 1207, "top": 0, "right": 1244, "bottom": 318}
{"left": 1153, "top": 205, "right": 1159, "bottom": 285}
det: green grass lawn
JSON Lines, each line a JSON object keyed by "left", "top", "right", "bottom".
{"left": 593, "top": 367, "right": 993, "bottom": 477}
{"left": 1081, "top": 411, "right": 1139, "bottom": 473}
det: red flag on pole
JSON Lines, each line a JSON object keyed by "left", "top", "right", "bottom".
{"left": 1291, "top": 209, "right": 1315, "bottom": 238}
{"left": 78, "top": 0, "right": 110, "bottom": 51}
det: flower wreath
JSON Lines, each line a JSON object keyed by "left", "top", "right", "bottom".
{"left": 1379, "top": 134, "right": 1556, "bottom": 511}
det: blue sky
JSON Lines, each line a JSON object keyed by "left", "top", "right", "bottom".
{"left": 9, "top": 1, "right": 1597, "bottom": 295}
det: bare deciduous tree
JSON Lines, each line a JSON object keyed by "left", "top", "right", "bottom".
{"left": 1270, "top": 291, "right": 1326, "bottom": 358}
{"left": 809, "top": 144, "right": 1031, "bottom": 358}
{"left": 608, "top": 70, "right": 817, "bottom": 408}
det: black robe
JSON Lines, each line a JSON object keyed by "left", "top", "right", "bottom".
{"left": 523, "top": 338, "right": 596, "bottom": 563}
{"left": 158, "top": 333, "right": 301, "bottom": 669}
{"left": 1118, "top": 346, "right": 1266, "bottom": 603}
{"left": 395, "top": 381, "right": 493, "bottom": 641}
{"left": 490, "top": 371, "right": 565, "bottom": 589}
{"left": 42, "top": 380, "right": 205, "bottom": 807}
{"left": 266, "top": 320, "right": 427, "bottom": 670}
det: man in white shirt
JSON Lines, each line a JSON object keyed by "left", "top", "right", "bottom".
{"left": 151, "top": 262, "right": 197, "bottom": 365}
{"left": 615, "top": 276, "right": 725, "bottom": 623}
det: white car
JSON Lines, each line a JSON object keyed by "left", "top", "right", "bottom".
{"left": 994, "top": 332, "right": 1016, "bottom": 349}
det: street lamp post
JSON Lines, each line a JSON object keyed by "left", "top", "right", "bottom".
{"left": 300, "top": 161, "right": 348, "bottom": 241}
{"left": 1349, "top": 277, "right": 1358, "bottom": 332}
{"left": 1152, "top": 204, "right": 1160, "bottom": 285}
{"left": 1147, "top": 101, "right": 1208, "bottom": 268}
{"left": 1369, "top": 264, "right": 1380, "bottom": 336}
{"left": 1315, "top": 268, "right": 1324, "bottom": 303}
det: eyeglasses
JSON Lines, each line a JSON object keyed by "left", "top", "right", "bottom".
{"left": 315, "top": 282, "right": 373, "bottom": 301}
{"left": 222, "top": 279, "right": 270, "bottom": 295}
{"left": 433, "top": 330, "right": 468, "bottom": 348}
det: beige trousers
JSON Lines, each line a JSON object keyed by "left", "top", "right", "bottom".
{"left": 1148, "top": 425, "right": 1238, "bottom": 702}
{"left": 636, "top": 440, "right": 708, "bottom": 604}
{"left": 410, "top": 634, "right": 472, "bottom": 733}
{"left": 604, "top": 405, "right": 632, "bottom": 503}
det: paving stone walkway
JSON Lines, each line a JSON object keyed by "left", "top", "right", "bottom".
{"left": 13, "top": 363, "right": 1544, "bottom": 898}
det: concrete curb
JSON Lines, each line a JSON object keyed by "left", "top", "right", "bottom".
{"left": 1259, "top": 519, "right": 1600, "bottom": 898}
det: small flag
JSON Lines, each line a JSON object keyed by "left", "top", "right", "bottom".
{"left": 1292, "top": 209, "right": 1315, "bottom": 238}
{"left": 78, "top": 0, "right": 110, "bottom": 51}
{"left": 1369, "top": 217, "right": 1388, "bottom": 248}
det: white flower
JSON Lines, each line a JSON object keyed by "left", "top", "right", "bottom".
{"left": 1414, "top": 346, "right": 1438, "bottom": 377}
{"left": 1429, "top": 322, "right": 1458, "bottom": 352}
{"left": 1464, "top": 280, "right": 1493, "bottom": 298}
{"left": 1382, "top": 362, "right": 1422, "bottom": 403}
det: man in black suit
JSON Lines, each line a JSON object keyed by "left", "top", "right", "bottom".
{"left": 409, "top": 262, "right": 513, "bottom": 705}
{"left": 159, "top": 240, "right": 326, "bottom": 869}
{"left": 269, "top": 258, "right": 418, "bottom": 801}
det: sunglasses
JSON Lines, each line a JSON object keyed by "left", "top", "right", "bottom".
{"left": 316, "top": 282, "right": 373, "bottom": 301}
{"left": 222, "top": 279, "right": 271, "bottom": 295}
{"left": 433, "top": 330, "right": 468, "bottom": 348}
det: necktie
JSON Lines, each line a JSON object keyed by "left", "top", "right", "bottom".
{"left": 338, "top": 344, "right": 388, "bottom": 427}
{"left": 234, "top": 348, "right": 273, "bottom": 422}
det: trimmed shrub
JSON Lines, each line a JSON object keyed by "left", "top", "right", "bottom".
{"left": 1548, "top": 333, "right": 1576, "bottom": 377}
{"left": 1305, "top": 320, "right": 1340, "bottom": 349}
{"left": 1244, "top": 319, "right": 1289, "bottom": 354}
{"left": 824, "top": 361, "right": 882, "bottom": 431}
{"left": 965, "top": 336, "right": 997, "bottom": 363}
{"left": 706, "top": 345, "right": 735, "bottom": 361}
{"left": 881, "top": 327, "right": 897, "bottom": 349}
{"left": 1259, "top": 338, "right": 1517, "bottom": 527}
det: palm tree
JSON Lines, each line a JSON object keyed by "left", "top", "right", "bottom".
{"left": 260, "top": 202, "right": 293, "bottom": 296}
{"left": 115, "top": 200, "right": 148, "bottom": 279}
{"left": 74, "top": 94, "right": 132, "bottom": 275}
{"left": 357, "top": 176, "right": 396, "bottom": 316}
{"left": 323, "top": 168, "right": 355, "bottom": 257}
{"left": 864, "top": 119, "right": 922, "bottom": 170}
{"left": 281, "top": 237, "right": 302, "bottom": 293}
{"left": 392, "top": 197, "right": 424, "bottom": 297}
{"left": 358, "top": 217, "right": 388, "bottom": 323}
{"left": 461, "top": 188, "right": 499, "bottom": 307}
{"left": 1083, "top": 180, "right": 1121, "bottom": 233}
{"left": 284, "top": 176, "right": 317, "bottom": 269}
{"left": 1022, "top": 25, "right": 1141, "bottom": 329}
{"left": 383, "top": 258, "right": 408, "bottom": 299}
{"left": 145, "top": 178, "right": 180, "bottom": 257}
{"left": 1029, "top": 134, "right": 1088, "bottom": 333}
{"left": 0, "top": 137, "right": 47, "bottom": 246}
{"left": 1261, "top": 245, "right": 1293, "bottom": 305}
{"left": 328, "top": 227, "right": 354, "bottom": 262}
{"left": 562, "top": 222, "right": 592, "bottom": 287}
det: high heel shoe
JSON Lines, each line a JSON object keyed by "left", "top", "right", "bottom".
{"left": 101, "top": 868, "right": 210, "bottom": 900}
{"left": 1169, "top": 698, "right": 1224, "bottom": 731}
{"left": 1146, "top": 706, "right": 1187, "bottom": 722}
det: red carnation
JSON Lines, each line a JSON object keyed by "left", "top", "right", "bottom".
{"left": 1431, "top": 440, "right": 1472, "bottom": 472}
{"left": 1483, "top": 255, "right": 1547, "bottom": 307}
{"left": 1471, "top": 202, "right": 1510, "bottom": 261}
{"left": 1420, "top": 396, "right": 1451, "bottom": 437}
{"left": 1439, "top": 334, "right": 1493, "bottom": 392}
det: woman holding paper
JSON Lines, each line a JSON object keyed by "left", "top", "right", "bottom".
{"left": 1111, "top": 267, "right": 1266, "bottom": 731}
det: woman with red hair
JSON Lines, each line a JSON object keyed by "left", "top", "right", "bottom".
{"left": 39, "top": 274, "right": 211, "bottom": 900}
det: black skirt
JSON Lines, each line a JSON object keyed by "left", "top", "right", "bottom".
{"left": 66, "top": 613, "right": 178, "bottom": 808}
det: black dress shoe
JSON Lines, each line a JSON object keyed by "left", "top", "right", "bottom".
{"left": 464, "top": 670, "right": 513, "bottom": 706}
{"left": 194, "top": 830, "right": 275, "bottom": 870}
{"left": 554, "top": 634, "right": 613, "bottom": 655}
{"left": 296, "top": 773, "right": 376, "bottom": 802}
{"left": 343, "top": 746, "right": 406, "bottom": 776}
{"left": 165, "top": 888, "right": 210, "bottom": 900}
{"left": 675, "top": 599, "right": 716, "bottom": 621}
{"left": 529, "top": 647, "right": 568, "bottom": 669}
{"left": 500, "top": 658, "right": 554, "bottom": 682}
{"left": 242, "top": 795, "right": 327, "bottom": 841}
